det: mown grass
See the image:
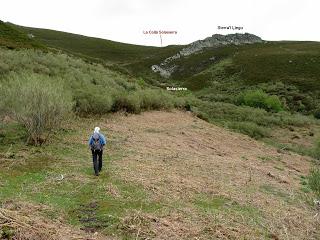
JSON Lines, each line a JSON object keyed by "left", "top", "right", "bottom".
{"left": 259, "top": 184, "right": 291, "bottom": 201}
{"left": 0, "top": 118, "right": 163, "bottom": 238}
{"left": 193, "top": 193, "right": 265, "bottom": 236}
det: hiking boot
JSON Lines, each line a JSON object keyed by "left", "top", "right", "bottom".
{"left": 95, "top": 173, "right": 99, "bottom": 176}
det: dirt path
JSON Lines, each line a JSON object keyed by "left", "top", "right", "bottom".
{"left": 99, "top": 110, "right": 319, "bottom": 239}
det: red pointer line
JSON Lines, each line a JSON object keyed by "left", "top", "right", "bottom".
{"left": 160, "top": 34, "right": 163, "bottom": 47}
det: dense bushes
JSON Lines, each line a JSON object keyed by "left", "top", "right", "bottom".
{"left": 0, "top": 48, "right": 191, "bottom": 146}
{"left": 237, "top": 89, "right": 283, "bottom": 112}
{"left": 0, "top": 48, "right": 188, "bottom": 118}
{"left": 73, "top": 86, "right": 188, "bottom": 115}
{"left": 74, "top": 87, "right": 113, "bottom": 115}
{"left": 0, "top": 73, "right": 73, "bottom": 145}
{"left": 190, "top": 99, "right": 315, "bottom": 139}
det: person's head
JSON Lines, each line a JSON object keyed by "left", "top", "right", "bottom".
{"left": 94, "top": 127, "right": 100, "bottom": 134}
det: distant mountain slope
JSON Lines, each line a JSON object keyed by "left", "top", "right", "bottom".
{"left": 145, "top": 33, "right": 320, "bottom": 114}
{"left": 168, "top": 41, "right": 320, "bottom": 90}
{"left": 151, "top": 33, "right": 263, "bottom": 78}
{"left": 10, "top": 23, "right": 183, "bottom": 64}
{"left": 0, "top": 21, "right": 44, "bottom": 49}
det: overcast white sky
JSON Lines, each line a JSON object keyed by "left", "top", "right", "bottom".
{"left": 1, "top": 0, "right": 319, "bottom": 46}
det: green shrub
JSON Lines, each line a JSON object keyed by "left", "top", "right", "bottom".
{"left": 265, "top": 95, "right": 283, "bottom": 112}
{"left": 112, "top": 91, "right": 141, "bottom": 113}
{"left": 139, "top": 89, "right": 174, "bottom": 110}
{"left": 238, "top": 90, "right": 283, "bottom": 112}
{"left": 74, "top": 87, "right": 113, "bottom": 115}
{"left": 308, "top": 168, "right": 320, "bottom": 197}
{"left": 0, "top": 73, "right": 73, "bottom": 145}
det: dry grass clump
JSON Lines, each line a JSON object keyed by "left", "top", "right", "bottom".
{"left": 118, "top": 210, "right": 156, "bottom": 239}
{"left": 0, "top": 201, "right": 110, "bottom": 240}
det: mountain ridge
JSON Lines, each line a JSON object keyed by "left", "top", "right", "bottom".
{"left": 151, "top": 33, "right": 263, "bottom": 78}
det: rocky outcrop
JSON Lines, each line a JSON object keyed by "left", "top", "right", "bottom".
{"left": 151, "top": 33, "right": 263, "bottom": 78}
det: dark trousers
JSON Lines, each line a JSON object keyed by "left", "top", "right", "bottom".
{"left": 91, "top": 149, "right": 103, "bottom": 175}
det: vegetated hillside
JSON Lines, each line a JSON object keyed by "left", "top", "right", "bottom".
{"left": 10, "top": 22, "right": 183, "bottom": 66}
{"left": 0, "top": 21, "right": 44, "bottom": 49}
{"left": 0, "top": 47, "right": 187, "bottom": 115}
{"left": 10, "top": 22, "right": 320, "bottom": 113}
{"left": 0, "top": 110, "right": 319, "bottom": 239}
{"left": 147, "top": 41, "right": 320, "bottom": 115}
{"left": 167, "top": 41, "right": 320, "bottom": 90}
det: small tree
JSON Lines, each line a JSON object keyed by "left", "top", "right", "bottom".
{"left": 0, "top": 73, "right": 73, "bottom": 145}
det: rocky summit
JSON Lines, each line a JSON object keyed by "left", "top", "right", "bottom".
{"left": 151, "top": 33, "right": 263, "bottom": 78}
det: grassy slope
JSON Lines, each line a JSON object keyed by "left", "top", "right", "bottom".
{"left": 167, "top": 41, "right": 320, "bottom": 91}
{"left": 153, "top": 41, "right": 320, "bottom": 116}
{"left": 0, "top": 21, "right": 44, "bottom": 49}
{"left": 10, "top": 22, "right": 184, "bottom": 85}
{"left": 0, "top": 111, "right": 319, "bottom": 239}
{"left": 10, "top": 23, "right": 183, "bottom": 65}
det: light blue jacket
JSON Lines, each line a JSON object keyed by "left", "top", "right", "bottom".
{"left": 88, "top": 133, "right": 107, "bottom": 147}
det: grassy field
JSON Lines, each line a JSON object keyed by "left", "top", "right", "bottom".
{"left": 0, "top": 111, "right": 319, "bottom": 239}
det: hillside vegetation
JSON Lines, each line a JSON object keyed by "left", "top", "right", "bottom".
{"left": 1, "top": 21, "right": 320, "bottom": 160}
{"left": 10, "top": 23, "right": 183, "bottom": 65}
{"left": 145, "top": 41, "right": 320, "bottom": 116}
{"left": 12, "top": 22, "right": 320, "bottom": 115}
{"left": 0, "top": 48, "right": 189, "bottom": 144}
{"left": 0, "top": 21, "right": 44, "bottom": 49}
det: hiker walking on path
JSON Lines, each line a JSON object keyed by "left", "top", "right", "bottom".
{"left": 88, "top": 127, "right": 107, "bottom": 176}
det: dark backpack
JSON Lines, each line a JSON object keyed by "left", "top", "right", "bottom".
{"left": 91, "top": 133, "right": 102, "bottom": 151}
